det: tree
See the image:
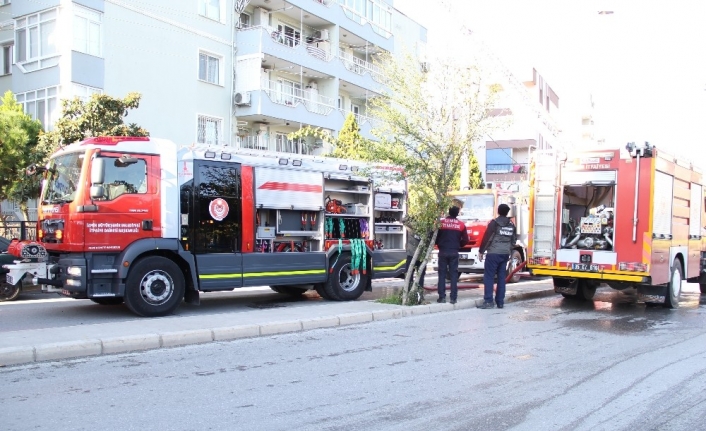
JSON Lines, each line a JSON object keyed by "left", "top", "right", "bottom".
{"left": 468, "top": 148, "right": 485, "bottom": 189}
{"left": 39, "top": 92, "right": 149, "bottom": 155}
{"left": 365, "top": 52, "right": 500, "bottom": 305}
{"left": 287, "top": 113, "right": 371, "bottom": 160}
{"left": 0, "top": 91, "right": 44, "bottom": 221}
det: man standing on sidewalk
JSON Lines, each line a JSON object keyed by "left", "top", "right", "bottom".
{"left": 435, "top": 206, "right": 469, "bottom": 304}
{"left": 477, "top": 203, "right": 517, "bottom": 309}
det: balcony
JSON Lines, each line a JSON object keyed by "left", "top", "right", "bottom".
{"left": 261, "top": 79, "right": 336, "bottom": 115}
{"left": 236, "top": 26, "right": 335, "bottom": 74}
{"left": 338, "top": 49, "right": 384, "bottom": 83}
{"left": 335, "top": 0, "right": 393, "bottom": 40}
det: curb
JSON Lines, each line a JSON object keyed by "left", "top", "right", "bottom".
{"left": 0, "top": 287, "right": 555, "bottom": 367}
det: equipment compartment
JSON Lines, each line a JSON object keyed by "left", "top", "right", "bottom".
{"left": 560, "top": 183, "right": 616, "bottom": 251}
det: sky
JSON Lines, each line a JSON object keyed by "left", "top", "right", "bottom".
{"left": 394, "top": 0, "right": 706, "bottom": 166}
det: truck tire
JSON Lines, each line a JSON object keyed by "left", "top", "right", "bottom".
{"left": 0, "top": 275, "right": 20, "bottom": 302}
{"left": 124, "top": 256, "right": 185, "bottom": 317}
{"left": 576, "top": 280, "right": 597, "bottom": 301}
{"left": 270, "top": 286, "right": 307, "bottom": 297}
{"left": 324, "top": 253, "right": 368, "bottom": 301}
{"left": 90, "top": 297, "right": 124, "bottom": 305}
{"left": 314, "top": 283, "right": 333, "bottom": 300}
{"left": 664, "top": 262, "right": 682, "bottom": 309}
{"left": 507, "top": 250, "right": 523, "bottom": 283}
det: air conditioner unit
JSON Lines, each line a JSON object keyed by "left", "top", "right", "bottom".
{"left": 234, "top": 91, "right": 251, "bottom": 106}
{"left": 314, "top": 29, "right": 329, "bottom": 41}
{"left": 420, "top": 62, "right": 429, "bottom": 72}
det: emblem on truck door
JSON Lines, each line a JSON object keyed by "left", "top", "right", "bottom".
{"left": 209, "top": 198, "right": 229, "bottom": 221}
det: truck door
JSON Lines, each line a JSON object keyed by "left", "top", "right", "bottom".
{"left": 85, "top": 152, "right": 156, "bottom": 251}
{"left": 530, "top": 149, "right": 560, "bottom": 263}
{"left": 191, "top": 160, "right": 244, "bottom": 290}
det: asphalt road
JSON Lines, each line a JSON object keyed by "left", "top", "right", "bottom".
{"left": 3, "top": 284, "right": 705, "bottom": 431}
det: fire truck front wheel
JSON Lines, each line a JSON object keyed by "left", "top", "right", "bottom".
{"left": 324, "top": 253, "right": 368, "bottom": 301}
{"left": 0, "top": 274, "right": 21, "bottom": 302}
{"left": 124, "top": 256, "right": 185, "bottom": 317}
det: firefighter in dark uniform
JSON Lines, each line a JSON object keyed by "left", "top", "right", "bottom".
{"left": 478, "top": 203, "right": 517, "bottom": 309}
{"left": 435, "top": 206, "right": 469, "bottom": 304}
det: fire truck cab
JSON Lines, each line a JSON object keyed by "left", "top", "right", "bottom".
{"left": 2, "top": 137, "right": 409, "bottom": 317}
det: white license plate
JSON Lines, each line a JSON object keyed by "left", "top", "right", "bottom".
{"left": 571, "top": 263, "right": 599, "bottom": 272}
{"left": 459, "top": 254, "right": 469, "bottom": 259}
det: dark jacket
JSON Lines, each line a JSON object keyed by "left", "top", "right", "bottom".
{"left": 435, "top": 216, "right": 469, "bottom": 254}
{"left": 479, "top": 216, "right": 517, "bottom": 255}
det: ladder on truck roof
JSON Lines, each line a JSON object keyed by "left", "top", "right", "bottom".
{"left": 531, "top": 149, "right": 560, "bottom": 259}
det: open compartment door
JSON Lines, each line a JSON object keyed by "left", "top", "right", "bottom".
{"left": 531, "top": 149, "right": 560, "bottom": 262}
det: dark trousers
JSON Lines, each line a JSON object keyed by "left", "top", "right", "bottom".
{"left": 437, "top": 253, "right": 459, "bottom": 300}
{"left": 483, "top": 253, "right": 509, "bottom": 305}
{"left": 405, "top": 256, "right": 426, "bottom": 288}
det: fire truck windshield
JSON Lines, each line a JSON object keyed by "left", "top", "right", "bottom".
{"left": 41, "top": 152, "right": 84, "bottom": 205}
{"left": 454, "top": 194, "right": 495, "bottom": 221}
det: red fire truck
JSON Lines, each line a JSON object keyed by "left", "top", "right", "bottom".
{"left": 430, "top": 187, "right": 529, "bottom": 282}
{"left": 527, "top": 143, "right": 706, "bottom": 307}
{"left": 2, "top": 137, "right": 409, "bottom": 316}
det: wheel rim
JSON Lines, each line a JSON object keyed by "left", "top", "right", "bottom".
{"left": 672, "top": 267, "right": 681, "bottom": 297}
{"left": 0, "top": 279, "right": 19, "bottom": 300}
{"left": 139, "top": 270, "right": 174, "bottom": 305}
{"left": 508, "top": 253, "right": 521, "bottom": 278}
{"left": 338, "top": 264, "right": 361, "bottom": 292}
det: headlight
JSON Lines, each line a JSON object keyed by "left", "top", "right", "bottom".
{"left": 67, "top": 266, "right": 82, "bottom": 277}
{"left": 66, "top": 279, "right": 81, "bottom": 287}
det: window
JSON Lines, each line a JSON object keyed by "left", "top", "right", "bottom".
{"left": 198, "top": 0, "right": 221, "bottom": 22}
{"left": 73, "top": 6, "right": 102, "bottom": 57}
{"left": 276, "top": 24, "right": 300, "bottom": 47}
{"left": 100, "top": 156, "right": 148, "bottom": 200}
{"left": 198, "top": 51, "right": 221, "bottom": 85}
{"left": 337, "top": 97, "right": 342, "bottom": 109}
{"left": 197, "top": 115, "right": 223, "bottom": 145}
{"left": 237, "top": 12, "right": 250, "bottom": 29}
{"left": 72, "top": 83, "right": 103, "bottom": 102}
{"left": 16, "top": 86, "right": 59, "bottom": 130}
{"left": 15, "top": 9, "right": 58, "bottom": 65}
{"left": 486, "top": 148, "right": 514, "bottom": 173}
{"left": 2, "top": 43, "right": 12, "bottom": 75}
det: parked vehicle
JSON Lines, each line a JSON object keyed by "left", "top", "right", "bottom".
{"left": 2, "top": 137, "right": 409, "bottom": 316}
{"left": 527, "top": 143, "right": 706, "bottom": 306}
{"left": 430, "top": 187, "right": 529, "bottom": 282}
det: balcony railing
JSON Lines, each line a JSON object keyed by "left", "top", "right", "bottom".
{"left": 237, "top": 136, "right": 269, "bottom": 151}
{"left": 338, "top": 49, "right": 384, "bottom": 81}
{"left": 340, "top": 109, "right": 376, "bottom": 126}
{"left": 486, "top": 164, "right": 526, "bottom": 174}
{"left": 335, "top": 0, "right": 392, "bottom": 38}
{"left": 262, "top": 79, "right": 336, "bottom": 115}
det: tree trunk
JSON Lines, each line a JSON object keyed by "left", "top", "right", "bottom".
{"left": 402, "top": 228, "right": 439, "bottom": 305}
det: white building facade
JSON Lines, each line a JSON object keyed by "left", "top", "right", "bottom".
{"left": 0, "top": 0, "right": 426, "bottom": 152}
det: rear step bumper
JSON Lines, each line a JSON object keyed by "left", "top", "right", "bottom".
{"left": 530, "top": 267, "right": 649, "bottom": 283}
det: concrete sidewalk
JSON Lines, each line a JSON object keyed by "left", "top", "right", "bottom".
{"left": 0, "top": 279, "right": 554, "bottom": 367}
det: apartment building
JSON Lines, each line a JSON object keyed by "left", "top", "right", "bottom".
{"left": 0, "top": 0, "right": 426, "bottom": 153}
{"left": 482, "top": 68, "right": 560, "bottom": 190}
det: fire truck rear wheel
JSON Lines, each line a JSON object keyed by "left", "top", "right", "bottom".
{"left": 314, "top": 283, "right": 333, "bottom": 300}
{"left": 124, "top": 256, "right": 185, "bottom": 317}
{"left": 507, "top": 250, "right": 523, "bottom": 283}
{"left": 90, "top": 297, "right": 124, "bottom": 305}
{"left": 664, "top": 262, "right": 682, "bottom": 309}
{"left": 324, "top": 254, "right": 368, "bottom": 301}
{"left": 0, "top": 275, "right": 21, "bottom": 302}
{"left": 575, "top": 280, "right": 597, "bottom": 301}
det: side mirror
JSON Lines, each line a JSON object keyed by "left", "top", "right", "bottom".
{"left": 91, "top": 158, "right": 105, "bottom": 185}
{"left": 90, "top": 185, "right": 105, "bottom": 199}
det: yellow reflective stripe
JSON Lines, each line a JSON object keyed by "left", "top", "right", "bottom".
{"left": 199, "top": 269, "right": 326, "bottom": 279}
{"left": 531, "top": 268, "right": 645, "bottom": 282}
{"left": 374, "top": 259, "right": 406, "bottom": 271}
